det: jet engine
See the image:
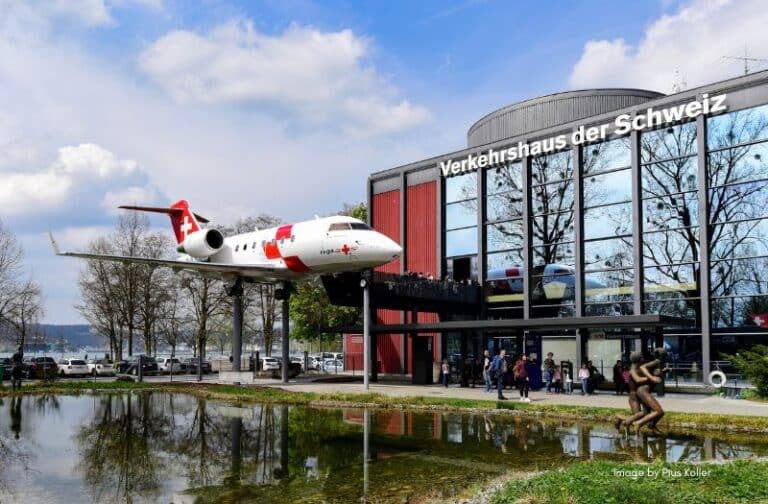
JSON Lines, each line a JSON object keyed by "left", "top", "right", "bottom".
{"left": 177, "top": 229, "right": 225, "bottom": 259}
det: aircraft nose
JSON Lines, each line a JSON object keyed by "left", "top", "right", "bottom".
{"left": 385, "top": 238, "right": 402, "bottom": 259}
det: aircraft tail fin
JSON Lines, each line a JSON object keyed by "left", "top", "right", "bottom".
{"left": 120, "top": 200, "right": 209, "bottom": 244}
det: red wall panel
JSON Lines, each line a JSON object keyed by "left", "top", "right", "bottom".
{"left": 372, "top": 189, "right": 402, "bottom": 373}
{"left": 405, "top": 182, "right": 439, "bottom": 372}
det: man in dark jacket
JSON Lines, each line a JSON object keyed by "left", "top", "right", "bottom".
{"left": 11, "top": 346, "right": 23, "bottom": 391}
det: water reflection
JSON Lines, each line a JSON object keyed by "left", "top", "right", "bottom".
{"left": 0, "top": 394, "right": 767, "bottom": 503}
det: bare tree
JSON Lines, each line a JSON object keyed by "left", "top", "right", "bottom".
{"left": 182, "top": 274, "right": 229, "bottom": 362}
{"left": 136, "top": 232, "right": 174, "bottom": 356}
{"left": 0, "top": 220, "right": 24, "bottom": 325}
{"left": 4, "top": 278, "right": 44, "bottom": 348}
{"left": 77, "top": 237, "right": 125, "bottom": 360}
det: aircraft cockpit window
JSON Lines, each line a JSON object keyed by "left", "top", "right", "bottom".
{"left": 328, "top": 223, "right": 352, "bottom": 231}
{"left": 350, "top": 223, "right": 372, "bottom": 230}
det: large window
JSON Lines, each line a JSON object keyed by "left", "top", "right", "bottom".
{"left": 445, "top": 172, "right": 478, "bottom": 278}
{"left": 640, "top": 122, "right": 700, "bottom": 319}
{"left": 485, "top": 162, "right": 523, "bottom": 302}
{"left": 582, "top": 138, "right": 634, "bottom": 315}
{"left": 530, "top": 150, "right": 574, "bottom": 316}
{"left": 707, "top": 103, "right": 768, "bottom": 328}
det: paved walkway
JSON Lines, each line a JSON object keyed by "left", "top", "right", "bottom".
{"left": 152, "top": 374, "right": 768, "bottom": 418}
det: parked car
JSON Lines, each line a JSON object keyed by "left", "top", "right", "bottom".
{"left": 182, "top": 358, "right": 212, "bottom": 374}
{"left": 118, "top": 355, "right": 159, "bottom": 376}
{"left": 323, "top": 359, "right": 344, "bottom": 373}
{"left": 261, "top": 357, "right": 280, "bottom": 371}
{"left": 87, "top": 359, "right": 115, "bottom": 377}
{"left": 156, "top": 357, "right": 184, "bottom": 374}
{"left": 0, "top": 357, "right": 11, "bottom": 380}
{"left": 58, "top": 359, "right": 89, "bottom": 378}
{"left": 23, "top": 357, "right": 58, "bottom": 379}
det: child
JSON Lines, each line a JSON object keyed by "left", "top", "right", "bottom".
{"left": 552, "top": 366, "right": 562, "bottom": 394}
{"left": 564, "top": 369, "right": 573, "bottom": 395}
{"left": 441, "top": 358, "right": 451, "bottom": 387}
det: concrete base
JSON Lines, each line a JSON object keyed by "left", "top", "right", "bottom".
{"left": 219, "top": 371, "right": 253, "bottom": 384}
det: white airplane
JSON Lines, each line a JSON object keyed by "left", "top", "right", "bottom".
{"left": 51, "top": 199, "right": 402, "bottom": 283}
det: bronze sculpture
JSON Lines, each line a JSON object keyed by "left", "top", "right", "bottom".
{"left": 615, "top": 348, "right": 666, "bottom": 435}
{"left": 614, "top": 351, "right": 647, "bottom": 432}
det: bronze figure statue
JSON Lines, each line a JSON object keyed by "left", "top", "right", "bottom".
{"left": 614, "top": 351, "right": 648, "bottom": 432}
{"left": 615, "top": 348, "right": 666, "bottom": 435}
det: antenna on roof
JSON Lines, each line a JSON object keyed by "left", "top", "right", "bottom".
{"left": 671, "top": 70, "right": 687, "bottom": 93}
{"left": 723, "top": 43, "right": 768, "bottom": 75}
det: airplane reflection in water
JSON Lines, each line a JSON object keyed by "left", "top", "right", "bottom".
{"left": 1, "top": 395, "right": 765, "bottom": 502}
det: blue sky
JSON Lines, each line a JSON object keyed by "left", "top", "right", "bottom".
{"left": 0, "top": 0, "right": 765, "bottom": 323}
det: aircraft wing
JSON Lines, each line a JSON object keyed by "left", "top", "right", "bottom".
{"left": 49, "top": 232, "right": 289, "bottom": 281}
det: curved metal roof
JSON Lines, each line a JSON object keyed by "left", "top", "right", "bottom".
{"left": 467, "top": 88, "right": 665, "bottom": 148}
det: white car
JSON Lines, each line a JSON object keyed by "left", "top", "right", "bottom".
{"left": 156, "top": 357, "right": 184, "bottom": 374}
{"left": 261, "top": 357, "right": 280, "bottom": 371}
{"left": 87, "top": 359, "right": 115, "bottom": 377}
{"left": 323, "top": 359, "right": 344, "bottom": 373}
{"left": 58, "top": 359, "right": 89, "bottom": 377}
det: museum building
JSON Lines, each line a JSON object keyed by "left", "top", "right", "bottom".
{"left": 343, "top": 70, "right": 768, "bottom": 382}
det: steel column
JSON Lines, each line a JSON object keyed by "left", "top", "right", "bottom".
{"left": 696, "top": 112, "right": 713, "bottom": 380}
{"left": 522, "top": 153, "right": 532, "bottom": 320}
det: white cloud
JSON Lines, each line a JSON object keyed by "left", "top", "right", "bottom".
{"left": 569, "top": 0, "right": 768, "bottom": 92}
{"left": 138, "top": 20, "right": 430, "bottom": 134}
{"left": 0, "top": 0, "right": 115, "bottom": 29}
{"left": 102, "top": 185, "right": 158, "bottom": 214}
{"left": 0, "top": 144, "right": 145, "bottom": 215}
{"left": 53, "top": 143, "right": 137, "bottom": 177}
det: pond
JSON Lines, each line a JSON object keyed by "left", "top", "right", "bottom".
{"left": 0, "top": 392, "right": 767, "bottom": 503}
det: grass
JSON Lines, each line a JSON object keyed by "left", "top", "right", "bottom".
{"left": 488, "top": 459, "right": 768, "bottom": 504}
{"left": 3, "top": 379, "right": 768, "bottom": 434}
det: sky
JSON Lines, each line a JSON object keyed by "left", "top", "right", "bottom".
{"left": 1, "top": 0, "right": 767, "bottom": 323}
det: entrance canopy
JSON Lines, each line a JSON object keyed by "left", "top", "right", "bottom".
{"left": 360, "top": 314, "right": 693, "bottom": 334}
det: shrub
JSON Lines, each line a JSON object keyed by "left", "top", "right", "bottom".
{"left": 725, "top": 345, "right": 768, "bottom": 397}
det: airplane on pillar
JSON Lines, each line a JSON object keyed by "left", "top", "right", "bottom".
{"left": 50, "top": 199, "right": 402, "bottom": 284}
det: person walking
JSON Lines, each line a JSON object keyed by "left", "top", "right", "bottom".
{"left": 543, "top": 352, "right": 556, "bottom": 394}
{"left": 579, "top": 362, "right": 591, "bottom": 395}
{"left": 492, "top": 350, "right": 508, "bottom": 400}
{"left": 514, "top": 354, "right": 530, "bottom": 402}
{"left": 613, "top": 360, "right": 626, "bottom": 395}
{"left": 552, "top": 365, "right": 562, "bottom": 394}
{"left": 483, "top": 350, "right": 492, "bottom": 393}
{"left": 11, "top": 346, "right": 23, "bottom": 391}
{"left": 441, "top": 358, "right": 451, "bottom": 387}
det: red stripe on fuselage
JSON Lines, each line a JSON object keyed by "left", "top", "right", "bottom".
{"left": 283, "top": 255, "right": 310, "bottom": 273}
{"left": 264, "top": 224, "right": 293, "bottom": 260}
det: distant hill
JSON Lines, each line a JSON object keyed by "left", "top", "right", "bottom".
{"left": 37, "top": 324, "right": 100, "bottom": 348}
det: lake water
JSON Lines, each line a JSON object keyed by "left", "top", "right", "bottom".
{"left": 0, "top": 392, "right": 766, "bottom": 503}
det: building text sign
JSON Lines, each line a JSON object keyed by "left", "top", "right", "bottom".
{"left": 440, "top": 93, "right": 727, "bottom": 177}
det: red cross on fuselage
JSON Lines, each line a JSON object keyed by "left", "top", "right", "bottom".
{"left": 341, "top": 244, "right": 350, "bottom": 255}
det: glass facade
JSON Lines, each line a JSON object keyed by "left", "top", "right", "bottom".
{"left": 435, "top": 88, "right": 768, "bottom": 375}
{"left": 707, "top": 103, "right": 768, "bottom": 329}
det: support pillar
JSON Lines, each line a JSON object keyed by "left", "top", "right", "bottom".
{"left": 363, "top": 276, "right": 371, "bottom": 390}
{"left": 575, "top": 328, "right": 587, "bottom": 366}
{"left": 227, "top": 277, "right": 244, "bottom": 385}
{"left": 280, "top": 282, "right": 292, "bottom": 384}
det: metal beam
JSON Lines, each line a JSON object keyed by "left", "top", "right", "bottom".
{"left": 363, "top": 314, "right": 692, "bottom": 334}
{"left": 630, "top": 128, "right": 645, "bottom": 315}
{"left": 697, "top": 112, "right": 713, "bottom": 380}
{"left": 522, "top": 154, "right": 532, "bottom": 320}
{"left": 573, "top": 144, "right": 584, "bottom": 317}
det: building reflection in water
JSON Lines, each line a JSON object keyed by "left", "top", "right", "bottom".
{"left": 1, "top": 393, "right": 764, "bottom": 502}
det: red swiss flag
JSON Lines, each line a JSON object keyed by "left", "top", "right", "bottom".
{"left": 748, "top": 313, "right": 768, "bottom": 328}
